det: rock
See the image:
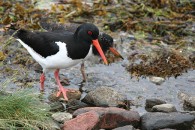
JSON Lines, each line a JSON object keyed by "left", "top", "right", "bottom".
{"left": 49, "top": 120, "right": 61, "bottom": 130}
{"left": 145, "top": 99, "right": 166, "bottom": 112}
{"left": 141, "top": 112, "right": 195, "bottom": 130}
{"left": 189, "top": 51, "right": 195, "bottom": 63}
{"left": 82, "top": 86, "right": 127, "bottom": 107}
{"left": 73, "top": 107, "right": 140, "bottom": 129}
{"left": 152, "top": 104, "right": 177, "bottom": 113}
{"left": 63, "top": 111, "right": 99, "bottom": 130}
{"left": 52, "top": 112, "right": 72, "bottom": 123}
{"left": 159, "top": 128, "right": 176, "bottom": 130}
{"left": 178, "top": 92, "right": 189, "bottom": 101}
{"left": 49, "top": 102, "right": 65, "bottom": 112}
{"left": 49, "top": 90, "right": 81, "bottom": 102}
{"left": 149, "top": 76, "right": 165, "bottom": 85}
{"left": 184, "top": 96, "right": 195, "bottom": 111}
{"left": 178, "top": 92, "right": 195, "bottom": 111}
{"left": 67, "top": 99, "right": 89, "bottom": 112}
{"left": 112, "top": 125, "right": 136, "bottom": 130}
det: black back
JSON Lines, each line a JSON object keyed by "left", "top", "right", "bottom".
{"left": 14, "top": 23, "right": 100, "bottom": 59}
{"left": 40, "top": 22, "right": 114, "bottom": 57}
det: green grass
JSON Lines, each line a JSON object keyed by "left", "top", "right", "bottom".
{"left": 0, "top": 89, "right": 52, "bottom": 130}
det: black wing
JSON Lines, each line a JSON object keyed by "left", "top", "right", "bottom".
{"left": 15, "top": 29, "right": 72, "bottom": 58}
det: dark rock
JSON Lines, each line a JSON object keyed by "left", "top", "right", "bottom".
{"left": 178, "top": 92, "right": 195, "bottom": 111}
{"left": 189, "top": 51, "right": 195, "bottom": 63}
{"left": 49, "top": 102, "right": 65, "bottom": 112}
{"left": 112, "top": 125, "right": 136, "bottom": 130}
{"left": 141, "top": 112, "right": 195, "bottom": 130}
{"left": 82, "top": 86, "right": 127, "bottom": 107}
{"left": 66, "top": 99, "right": 89, "bottom": 112}
{"left": 49, "top": 120, "right": 61, "bottom": 130}
{"left": 159, "top": 128, "right": 176, "bottom": 130}
{"left": 184, "top": 97, "right": 195, "bottom": 111}
{"left": 73, "top": 107, "right": 140, "bottom": 129}
{"left": 145, "top": 99, "right": 166, "bottom": 112}
{"left": 151, "top": 104, "right": 177, "bottom": 113}
{"left": 63, "top": 111, "right": 99, "bottom": 130}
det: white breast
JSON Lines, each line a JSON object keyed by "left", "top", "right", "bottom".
{"left": 17, "top": 39, "right": 82, "bottom": 71}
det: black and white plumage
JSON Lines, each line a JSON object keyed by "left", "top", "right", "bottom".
{"left": 40, "top": 22, "right": 124, "bottom": 81}
{"left": 11, "top": 23, "right": 108, "bottom": 100}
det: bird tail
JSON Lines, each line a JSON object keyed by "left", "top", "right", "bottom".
{"left": 5, "top": 23, "right": 20, "bottom": 37}
{"left": 5, "top": 24, "right": 30, "bottom": 40}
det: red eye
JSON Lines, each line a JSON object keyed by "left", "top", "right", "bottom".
{"left": 88, "top": 31, "right": 93, "bottom": 35}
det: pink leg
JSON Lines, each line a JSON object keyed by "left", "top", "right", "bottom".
{"left": 54, "top": 69, "right": 69, "bottom": 101}
{"left": 40, "top": 73, "right": 45, "bottom": 91}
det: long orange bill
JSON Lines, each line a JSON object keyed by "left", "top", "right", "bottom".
{"left": 109, "top": 47, "right": 124, "bottom": 59}
{"left": 92, "top": 39, "right": 108, "bottom": 65}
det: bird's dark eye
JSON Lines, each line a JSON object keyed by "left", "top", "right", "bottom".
{"left": 88, "top": 31, "right": 93, "bottom": 35}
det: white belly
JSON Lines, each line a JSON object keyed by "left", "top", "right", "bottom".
{"left": 17, "top": 39, "right": 83, "bottom": 70}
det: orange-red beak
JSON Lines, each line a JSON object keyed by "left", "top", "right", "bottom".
{"left": 92, "top": 39, "right": 108, "bottom": 65}
{"left": 109, "top": 47, "right": 124, "bottom": 59}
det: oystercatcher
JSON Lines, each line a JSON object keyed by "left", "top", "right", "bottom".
{"left": 9, "top": 23, "right": 108, "bottom": 100}
{"left": 40, "top": 22, "right": 124, "bottom": 81}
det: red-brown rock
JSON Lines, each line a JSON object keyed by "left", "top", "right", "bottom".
{"left": 73, "top": 107, "right": 126, "bottom": 117}
{"left": 63, "top": 111, "right": 100, "bottom": 130}
{"left": 73, "top": 107, "right": 140, "bottom": 129}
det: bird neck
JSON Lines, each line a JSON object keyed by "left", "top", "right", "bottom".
{"left": 66, "top": 38, "right": 91, "bottom": 60}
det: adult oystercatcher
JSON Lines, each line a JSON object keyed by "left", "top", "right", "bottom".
{"left": 40, "top": 22, "right": 123, "bottom": 81}
{"left": 9, "top": 23, "right": 108, "bottom": 100}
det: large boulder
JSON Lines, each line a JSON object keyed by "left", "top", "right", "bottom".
{"left": 72, "top": 107, "right": 140, "bottom": 129}
{"left": 141, "top": 112, "right": 195, "bottom": 130}
{"left": 82, "top": 86, "right": 127, "bottom": 107}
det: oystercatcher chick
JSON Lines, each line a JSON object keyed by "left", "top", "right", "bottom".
{"left": 40, "top": 22, "right": 124, "bottom": 81}
{"left": 10, "top": 23, "right": 108, "bottom": 100}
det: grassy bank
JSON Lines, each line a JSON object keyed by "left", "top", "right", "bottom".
{"left": 0, "top": 89, "right": 52, "bottom": 130}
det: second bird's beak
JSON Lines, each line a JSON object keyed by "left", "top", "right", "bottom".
{"left": 109, "top": 47, "right": 124, "bottom": 59}
{"left": 92, "top": 39, "right": 108, "bottom": 65}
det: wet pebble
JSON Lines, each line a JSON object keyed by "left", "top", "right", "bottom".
{"left": 48, "top": 120, "right": 61, "bottom": 130}
{"left": 184, "top": 96, "right": 195, "bottom": 111}
{"left": 178, "top": 92, "right": 195, "bottom": 111}
{"left": 82, "top": 86, "right": 127, "bottom": 107}
{"left": 72, "top": 107, "right": 140, "bottom": 129}
{"left": 66, "top": 99, "right": 89, "bottom": 112}
{"left": 189, "top": 51, "right": 195, "bottom": 63}
{"left": 141, "top": 112, "right": 195, "bottom": 130}
{"left": 112, "top": 125, "right": 136, "bottom": 130}
{"left": 159, "top": 128, "right": 176, "bottom": 130}
{"left": 49, "top": 102, "right": 65, "bottom": 112}
{"left": 52, "top": 112, "right": 72, "bottom": 123}
{"left": 151, "top": 104, "right": 177, "bottom": 113}
{"left": 149, "top": 76, "right": 165, "bottom": 85}
{"left": 145, "top": 98, "right": 166, "bottom": 112}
